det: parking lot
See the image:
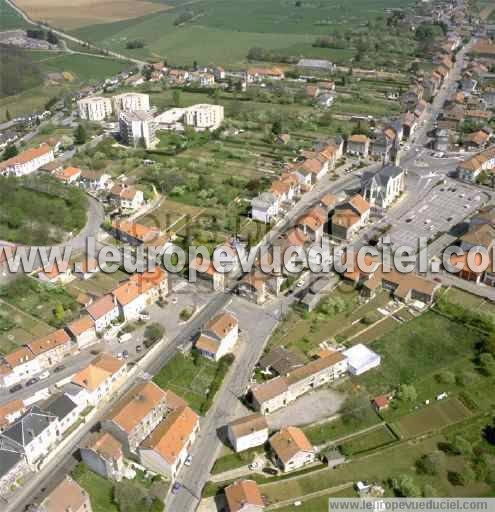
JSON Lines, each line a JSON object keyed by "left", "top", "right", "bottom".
{"left": 384, "top": 177, "right": 487, "bottom": 253}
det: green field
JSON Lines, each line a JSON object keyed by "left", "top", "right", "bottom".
{"left": 393, "top": 398, "right": 473, "bottom": 439}
{"left": 340, "top": 424, "right": 398, "bottom": 455}
{"left": 0, "top": 0, "right": 28, "bottom": 30}
{"left": 357, "top": 311, "right": 481, "bottom": 395}
{"left": 153, "top": 352, "right": 227, "bottom": 413}
{"left": 73, "top": 0, "right": 415, "bottom": 66}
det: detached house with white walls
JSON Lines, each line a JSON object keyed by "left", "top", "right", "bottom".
{"left": 269, "top": 426, "right": 316, "bottom": 472}
{"left": 251, "top": 192, "right": 280, "bottom": 224}
{"left": 0, "top": 347, "right": 42, "bottom": 388}
{"left": 0, "top": 144, "right": 54, "bottom": 176}
{"left": 195, "top": 312, "right": 239, "bottom": 361}
{"left": 227, "top": 413, "right": 269, "bottom": 453}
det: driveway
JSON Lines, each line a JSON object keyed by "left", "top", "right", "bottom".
{"left": 266, "top": 388, "right": 346, "bottom": 430}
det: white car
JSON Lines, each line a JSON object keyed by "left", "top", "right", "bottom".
{"left": 39, "top": 371, "right": 50, "bottom": 380}
{"left": 184, "top": 454, "right": 192, "bottom": 466}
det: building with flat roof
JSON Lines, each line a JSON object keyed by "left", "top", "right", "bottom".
{"left": 119, "top": 110, "right": 157, "bottom": 149}
{"left": 184, "top": 104, "right": 224, "bottom": 131}
{"left": 113, "top": 92, "right": 150, "bottom": 113}
{"left": 77, "top": 96, "right": 112, "bottom": 121}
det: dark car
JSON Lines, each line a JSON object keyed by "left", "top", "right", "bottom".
{"left": 262, "top": 467, "right": 278, "bottom": 476}
{"left": 171, "top": 482, "right": 182, "bottom": 495}
{"left": 122, "top": 350, "right": 129, "bottom": 359}
{"left": 9, "top": 384, "right": 22, "bottom": 393}
{"left": 26, "top": 377, "right": 39, "bottom": 387}
{"left": 53, "top": 365, "right": 66, "bottom": 373}
{"left": 136, "top": 345, "right": 142, "bottom": 353}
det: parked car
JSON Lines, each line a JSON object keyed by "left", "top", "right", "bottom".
{"left": 262, "top": 467, "right": 278, "bottom": 476}
{"left": 53, "top": 365, "right": 65, "bottom": 373}
{"left": 9, "top": 384, "right": 22, "bottom": 393}
{"left": 136, "top": 345, "right": 143, "bottom": 353}
{"left": 171, "top": 483, "right": 182, "bottom": 494}
{"left": 122, "top": 350, "right": 129, "bottom": 359}
{"left": 39, "top": 371, "right": 50, "bottom": 380}
{"left": 26, "top": 377, "right": 40, "bottom": 387}
{"left": 118, "top": 333, "right": 132, "bottom": 343}
{"left": 184, "top": 454, "right": 192, "bottom": 466}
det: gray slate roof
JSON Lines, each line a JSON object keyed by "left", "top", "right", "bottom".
{"left": 0, "top": 437, "right": 23, "bottom": 479}
{"left": 43, "top": 394, "right": 78, "bottom": 422}
{"left": 0, "top": 406, "right": 57, "bottom": 449}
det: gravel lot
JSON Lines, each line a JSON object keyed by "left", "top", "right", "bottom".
{"left": 267, "top": 388, "right": 345, "bottom": 430}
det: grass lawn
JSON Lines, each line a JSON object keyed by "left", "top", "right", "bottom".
{"left": 303, "top": 405, "right": 381, "bottom": 446}
{"left": 392, "top": 398, "right": 473, "bottom": 439}
{"left": 211, "top": 446, "right": 262, "bottom": 475}
{"left": 260, "top": 430, "right": 492, "bottom": 505}
{"left": 72, "top": 463, "right": 118, "bottom": 512}
{"left": 0, "top": 300, "right": 53, "bottom": 355}
{"left": 445, "top": 287, "right": 495, "bottom": 317}
{"left": 340, "top": 424, "right": 398, "bottom": 455}
{"left": 153, "top": 353, "right": 222, "bottom": 413}
{"left": 0, "top": 276, "right": 79, "bottom": 329}
{"left": 357, "top": 311, "right": 482, "bottom": 396}
{"left": 66, "top": 268, "right": 130, "bottom": 298}
{"left": 268, "top": 285, "right": 395, "bottom": 360}
{"left": 275, "top": 487, "right": 357, "bottom": 512}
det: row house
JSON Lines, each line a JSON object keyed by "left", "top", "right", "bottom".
{"left": 0, "top": 437, "right": 29, "bottom": 498}
{"left": 270, "top": 177, "right": 298, "bottom": 204}
{"left": 195, "top": 311, "right": 239, "bottom": 362}
{"left": 269, "top": 426, "right": 315, "bottom": 472}
{"left": 251, "top": 192, "right": 280, "bottom": 224}
{"left": 111, "top": 220, "right": 161, "bottom": 247}
{"left": 79, "top": 170, "right": 112, "bottom": 192}
{"left": 238, "top": 270, "right": 283, "bottom": 305}
{"left": 71, "top": 353, "right": 127, "bottom": 407}
{"left": 400, "top": 84, "right": 424, "bottom": 111}
{"left": 227, "top": 413, "right": 269, "bottom": 453}
{"left": 347, "top": 134, "right": 370, "bottom": 157}
{"left": 463, "top": 129, "right": 491, "bottom": 151}
{"left": 0, "top": 400, "right": 26, "bottom": 431}
{"left": 0, "top": 347, "right": 42, "bottom": 388}
{"left": 246, "top": 67, "right": 284, "bottom": 83}
{"left": 54, "top": 166, "right": 81, "bottom": 184}
{"left": 423, "top": 71, "right": 442, "bottom": 101}
{"left": 0, "top": 406, "right": 59, "bottom": 468}
{"left": 139, "top": 404, "right": 200, "bottom": 479}
{"left": 370, "top": 128, "right": 397, "bottom": 163}
{"left": 26, "top": 329, "right": 73, "bottom": 369}
{"left": 86, "top": 294, "right": 120, "bottom": 333}
{"left": 295, "top": 206, "right": 327, "bottom": 242}
{"left": 249, "top": 351, "right": 348, "bottom": 414}
{"left": 38, "top": 476, "right": 93, "bottom": 512}
{"left": 413, "top": 99, "right": 428, "bottom": 120}
{"left": 112, "top": 280, "right": 149, "bottom": 321}
{"left": 109, "top": 184, "right": 144, "bottom": 212}
{"left": 457, "top": 145, "right": 495, "bottom": 183}
{"left": 400, "top": 112, "right": 417, "bottom": 140}
{"left": 331, "top": 194, "right": 371, "bottom": 241}
{"left": 81, "top": 432, "right": 126, "bottom": 482}
{"left": 43, "top": 393, "right": 83, "bottom": 435}
{"left": 0, "top": 144, "right": 54, "bottom": 176}
{"left": 102, "top": 381, "right": 175, "bottom": 454}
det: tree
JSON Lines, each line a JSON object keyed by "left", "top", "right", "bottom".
{"left": 143, "top": 65, "right": 153, "bottom": 81}
{"left": 212, "top": 88, "right": 221, "bottom": 105}
{"left": 144, "top": 322, "right": 165, "bottom": 347}
{"left": 5, "top": 109, "right": 11, "bottom": 121}
{"left": 435, "top": 370, "right": 455, "bottom": 384}
{"left": 114, "top": 480, "right": 163, "bottom": 512}
{"left": 391, "top": 474, "right": 421, "bottom": 497}
{"left": 416, "top": 452, "right": 441, "bottom": 475}
{"left": 73, "top": 124, "right": 87, "bottom": 145}
{"left": 54, "top": 303, "right": 65, "bottom": 322}
{"left": 173, "top": 89, "right": 182, "bottom": 107}
{"left": 271, "top": 119, "right": 283, "bottom": 136}
{"left": 450, "top": 435, "right": 472, "bottom": 456}
{"left": 47, "top": 30, "right": 59, "bottom": 45}
{"left": 397, "top": 384, "right": 417, "bottom": 402}
{"left": 479, "top": 352, "right": 495, "bottom": 376}
{"left": 2, "top": 144, "right": 18, "bottom": 160}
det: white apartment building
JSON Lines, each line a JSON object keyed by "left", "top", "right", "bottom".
{"left": 119, "top": 110, "right": 157, "bottom": 149}
{"left": 184, "top": 104, "right": 224, "bottom": 131}
{"left": 113, "top": 92, "right": 150, "bottom": 114}
{"left": 77, "top": 96, "right": 113, "bottom": 121}
{"left": 0, "top": 144, "right": 54, "bottom": 177}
